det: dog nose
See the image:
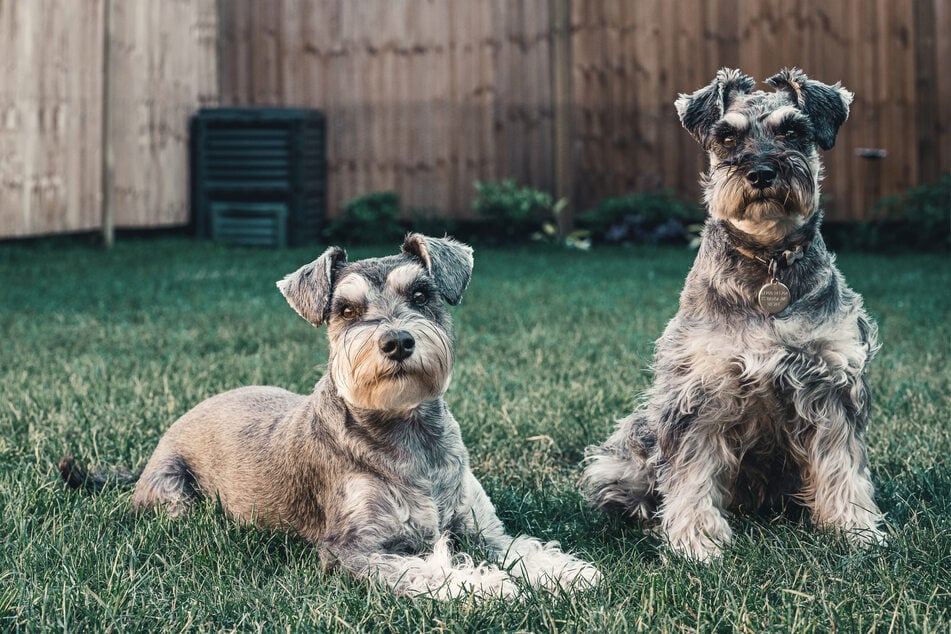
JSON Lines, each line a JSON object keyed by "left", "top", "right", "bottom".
{"left": 380, "top": 330, "right": 415, "bottom": 361}
{"left": 747, "top": 166, "right": 777, "bottom": 189}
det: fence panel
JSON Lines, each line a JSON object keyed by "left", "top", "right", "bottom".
{"left": 110, "top": 0, "right": 218, "bottom": 229}
{"left": 0, "top": 0, "right": 104, "bottom": 238}
{"left": 0, "top": 0, "right": 216, "bottom": 238}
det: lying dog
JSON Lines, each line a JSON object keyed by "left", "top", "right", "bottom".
{"left": 61, "top": 234, "right": 599, "bottom": 598}
{"left": 582, "top": 68, "right": 885, "bottom": 561}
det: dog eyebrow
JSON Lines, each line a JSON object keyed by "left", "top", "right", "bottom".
{"left": 721, "top": 112, "right": 750, "bottom": 130}
{"left": 333, "top": 274, "right": 371, "bottom": 306}
{"left": 385, "top": 264, "right": 426, "bottom": 294}
{"left": 762, "top": 105, "right": 803, "bottom": 128}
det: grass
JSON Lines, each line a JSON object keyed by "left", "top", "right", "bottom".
{"left": 1, "top": 237, "right": 948, "bottom": 632}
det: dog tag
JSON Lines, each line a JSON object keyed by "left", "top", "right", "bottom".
{"left": 758, "top": 280, "right": 790, "bottom": 314}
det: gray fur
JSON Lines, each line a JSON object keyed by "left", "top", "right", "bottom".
{"left": 401, "top": 232, "right": 474, "bottom": 305}
{"left": 277, "top": 245, "right": 348, "bottom": 326}
{"left": 583, "top": 69, "right": 884, "bottom": 561}
{"left": 766, "top": 68, "right": 853, "bottom": 150}
{"left": 62, "top": 235, "right": 599, "bottom": 599}
{"left": 675, "top": 68, "right": 756, "bottom": 146}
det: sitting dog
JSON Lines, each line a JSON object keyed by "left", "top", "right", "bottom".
{"left": 61, "top": 234, "right": 599, "bottom": 598}
{"left": 582, "top": 68, "right": 885, "bottom": 561}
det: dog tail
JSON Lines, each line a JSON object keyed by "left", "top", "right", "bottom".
{"left": 59, "top": 455, "right": 141, "bottom": 492}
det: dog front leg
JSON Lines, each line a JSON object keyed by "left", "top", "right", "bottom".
{"left": 321, "top": 532, "right": 518, "bottom": 600}
{"left": 581, "top": 412, "right": 658, "bottom": 520}
{"left": 458, "top": 473, "right": 601, "bottom": 593}
{"left": 656, "top": 428, "right": 733, "bottom": 562}
{"left": 798, "top": 385, "right": 885, "bottom": 545}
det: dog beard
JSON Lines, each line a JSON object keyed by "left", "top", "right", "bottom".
{"left": 701, "top": 155, "right": 822, "bottom": 226}
{"left": 743, "top": 193, "right": 805, "bottom": 221}
{"left": 707, "top": 178, "right": 816, "bottom": 219}
{"left": 331, "top": 320, "right": 454, "bottom": 411}
{"left": 704, "top": 163, "right": 820, "bottom": 241}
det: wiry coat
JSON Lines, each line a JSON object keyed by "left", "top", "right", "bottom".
{"left": 62, "top": 234, "right": 600, "bottom": 599}
{"left": 128, "top": 384, "right": 470, "bottom": 551}
{"left": 582, "top": 69, "right": 885, "bottom": 561}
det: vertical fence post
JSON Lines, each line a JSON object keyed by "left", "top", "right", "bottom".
{"left": 913, "top": 0, "right": 939, "bottom": 185}
{"left": 100, "top": 0, "right": 114, "bottom": 248}
{"left": 551, "top": 0, "right": 573, "bottom": 237}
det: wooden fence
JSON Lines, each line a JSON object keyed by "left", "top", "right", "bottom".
{"left": 0, "top": 0, "right": 105, "bottom": 237}
{"left": 0, "top": 0, "right": 217, "bottom": 239}
{"left": 2, "top": 0, "right": 948, "bottom": 239}
{"left": 218, "top": 0, "right": 558, "bottom": 222}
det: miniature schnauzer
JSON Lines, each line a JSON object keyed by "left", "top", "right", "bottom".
{"left": 582, "top": 68, "right": 885, "bottom": 561}
{"left": 61, "top": 234, "right": 600, "bottom": 599}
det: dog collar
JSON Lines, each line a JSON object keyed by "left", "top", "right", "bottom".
{"left": 721, "top": 214, "right": 817, "bottom": 261}
{"left": 721, "top": 221, "right": 814, "bottom": 314}
{"left": 739, "top": 245, "right": 811, "bottom": 315}
{"left": 723, "top": 220, "right": 813, "bottom": 269}
{"left": 733, "top": 242, "right": 810, "bottom": 269}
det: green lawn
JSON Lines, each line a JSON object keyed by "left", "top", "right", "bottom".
{"left": 1, "top": 237, "right": 948, "bottom": 632}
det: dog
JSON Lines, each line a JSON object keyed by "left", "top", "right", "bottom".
{"left": 581, "top": 68, "right": 885, "bottom": 561}
{"left": 61, "top": 233, "right": 600, "bottom": 599}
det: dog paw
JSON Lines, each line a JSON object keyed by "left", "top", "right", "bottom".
{"left": 667, "top": 535, "right": 723, "bottom": 563}
{"left": 571, "top": 561, "right": 603, "bottom": 591}
{"left": 664, "top": 517, "right": 732, "bottom": 563}
{"left": 536, "top": 557, "right": 603, "bottom": 593}
{"left": 503, "top": 537, "right": 602, "bottom": 592}
{"left": 844, "top": 523, "right": 887, "bottom": 548}
{"left": 814, "top": 508, "right": 887, "bottom": 549}
{"left": 424, "top": 566, "right": 521, "bottom": 601}
{"left": 365, "top": 535, "right": 521, "bottom": 601}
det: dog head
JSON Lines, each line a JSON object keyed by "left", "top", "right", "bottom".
{"left": 676, "top": 68, "right": 853, "bottom": 242}
{"left": 277, "top": 234, "right": 473, "bottom": 412}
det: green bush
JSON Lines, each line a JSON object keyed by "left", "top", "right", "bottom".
{"left": 825, "top": 175, "right": 951, "bottom": 252}
{"left": 472, "top": 179, "right": 555, "bottom": 243}
{"left": 869, "top": 174, "right": 950, "bottom": 251}
{"left": 323, "top": 191, "right": 405, "bottom": 245}
{"left": 577, "top": 191, "right": 704, "bottom": 245}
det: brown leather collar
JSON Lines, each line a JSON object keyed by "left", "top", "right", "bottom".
{"left": 734, "top": 241, "right": 810, "bottom": 269}
{"left": 722, "top": 215, "right": 817, "bottom": 271}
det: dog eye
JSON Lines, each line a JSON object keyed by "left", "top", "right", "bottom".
{"left": 340, "top": 306, "right": 357, "bottom": 320}
{"left": 721, "top": 135, "right": 737, "bottom": 148}
{"left": 411, "top": 290, "right": 429, "bottom": 306}
{"left": 779, "top": 127, "right": 797, "bottom": 139}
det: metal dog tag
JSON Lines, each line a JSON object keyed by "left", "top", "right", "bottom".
{"left": 758, "top": 280, "right": 790, "bottom": 314}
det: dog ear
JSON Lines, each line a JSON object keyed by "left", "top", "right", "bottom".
{"left": 766, "top": 68, "right": 853, "bottom": 150}
{"left": 675, "top": 68, "right": 756, "bottom": 145}
{"left": 276, "top": 246, "right": 348, "bottom": 326}
{"left": 401, "top": 233, "right": 474, "bottom": 305}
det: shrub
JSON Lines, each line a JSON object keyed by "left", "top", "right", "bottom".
{"left": 824, "top": 175, "right": 951, "bottom": 252}
{"left": 577, "top": 191, "right": 704, "bottom": 245}
{"left": 323, "top": 191, "right": 405, "bottom": 244}
{"left": 868, "top": 174, "right": 950, "bottom": 251}
{"left": 472, "top": 179, "right": 555, "bottom": 243}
